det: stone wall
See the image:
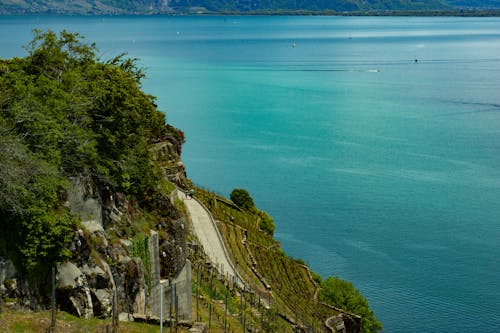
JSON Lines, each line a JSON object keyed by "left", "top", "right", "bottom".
{"left": 151, "top": 260, "right": 192, "bottom": 321}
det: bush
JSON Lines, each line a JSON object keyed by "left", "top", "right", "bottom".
{"left": 257, "top": 209, "right": 275, "bottom": 236}
{"left": 319, "top": 277, "right": 382, "bottom": 333}
{"left": 230, "top": 188, "right": 255, "bottom": 210}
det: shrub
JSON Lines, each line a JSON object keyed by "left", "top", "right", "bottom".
{"left": 319, "top": 277, "right": 382, "bottom": 333}
{"left": 230, "top": 188, "right": 255, "bottom": 210}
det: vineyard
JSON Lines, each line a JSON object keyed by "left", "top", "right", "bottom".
{"left": 193, "top": 188, "right": 354, "bottom": 332}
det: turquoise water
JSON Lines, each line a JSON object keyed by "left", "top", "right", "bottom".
{"left": 2, "top": 16, "right": 500, "bottom": 332}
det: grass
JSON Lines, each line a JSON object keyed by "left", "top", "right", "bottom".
{"left": 0, "top": 306, "right": 191, "bottom": 333}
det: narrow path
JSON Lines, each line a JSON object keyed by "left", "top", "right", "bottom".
{"left": 178, "top": 190, "right": 245, "bottom": 289}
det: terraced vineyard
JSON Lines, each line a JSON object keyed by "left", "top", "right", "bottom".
{"left": 193, "top": 188, "right": 359, "bottom": 332}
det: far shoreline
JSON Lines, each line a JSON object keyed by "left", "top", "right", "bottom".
{"left": 2, "top": 9, "right": 500, "bottom": 17}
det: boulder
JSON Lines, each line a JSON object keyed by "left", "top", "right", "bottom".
{"left": 189, "top": 322, "right": 208, "bottom": 333}
{"left": 119, "top": 312, "right": 134, "bottom": 322}
{"left": 91, "top": 289, "right": 113, "bottom": 317}
{"left": 57, "top": 262, "right": 93, "bottom": 318}
{"left": 0, "top": 257, "right": 16, "bottom": 297}
{"left": 58, "top": 262, "right": 84, "bottom": 289}
{"left": 81, "top": 264, "right": 110, "bottom": 290}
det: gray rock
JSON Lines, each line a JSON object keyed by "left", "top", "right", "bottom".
{"left": 58, "top": 262, "right": 84, "bottom": 289}
{"left": 0, "top": 256, "right": 16, "bottom": 282}
{"left": 0, "top": 256, "right": 16, "bottom": 296}
{"left": 189, "top": 322, "right": 207, "bottom": 333}
{"left": 67, "top": 176, "right": 103, "bottom": 226}
{"left": 81, "top": 264, "right": 109, "bottom": 289}
{"left": 57, "top": 262, "right": 94, "bottom": 318}
{"left": 119, "top": 312, "right": 134, "bottom": 322}
{"left": 92, "top": 289, "right": 113, "bottom": 317}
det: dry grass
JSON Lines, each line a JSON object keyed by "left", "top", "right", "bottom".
{"left": 0, "top": 307, "right": 190, "bottom": 333}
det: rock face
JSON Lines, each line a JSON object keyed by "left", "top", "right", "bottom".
{"left": 0, "top": 134, "right": 191, "bottom": 320}
{"left": 56, "top": 262, "right": 94, "bottom": 318}
{"left": 54, "top": 173, "right": 190, "bottom": 319}
{"left": 151, "top": 137, "right": 189, "bottom": 189}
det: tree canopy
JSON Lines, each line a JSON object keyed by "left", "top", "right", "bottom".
{"left": 0, "top": 30, "right": 177, "bottom": 280}
{"left": 230, "top": 188, "right": 255, "bottom": 210}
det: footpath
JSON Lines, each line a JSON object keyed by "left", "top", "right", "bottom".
{"left": 178, "top": 190, "right": 245, "bottom": 289}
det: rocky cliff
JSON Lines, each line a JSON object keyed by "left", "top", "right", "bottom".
{"left": 0, "top": 136, "right": 191, "bottom": 321}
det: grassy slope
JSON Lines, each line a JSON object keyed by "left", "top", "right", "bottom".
{"left": 0, "top": 307, "right": 184, "bottom": 333}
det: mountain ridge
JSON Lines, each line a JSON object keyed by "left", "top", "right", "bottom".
{"left": 2, "top": 0, "right": 499, "bottom": 15}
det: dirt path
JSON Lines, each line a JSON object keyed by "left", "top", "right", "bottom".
{"left": 178, "top": 190, "right": 244, "bottom": 288}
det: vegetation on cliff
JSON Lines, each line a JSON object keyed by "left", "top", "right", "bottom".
{"left": 319, "top": 277, "right": 382, "bottom": 333}
{"left": 0, "top": 29, "right": 182, "bottom": 286}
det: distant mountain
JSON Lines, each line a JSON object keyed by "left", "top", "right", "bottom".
{"left": 0, "top": 0, "right": 453, "bottom": 14}
{"left": 2, "top": 0, "right": 500, "bottom": 14}
{"left": 444, "top": 0, "right": 500, "bottom": 9}
{"left": 168, "top": 0, "right": 450, "bottom": 13}
{"left": 0, "top": 0, "right": 170, "bottom": 15}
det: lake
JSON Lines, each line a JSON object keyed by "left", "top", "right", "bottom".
{"left": 1, "top": 15, "right": 500, "bottom": 332}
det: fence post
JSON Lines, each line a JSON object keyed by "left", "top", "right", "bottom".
{"left": 209, "top": 274, "right": 213, "bottom": 331}
{"left": 160, "top": 283, "right": 164, "bottom": 333}
{"left": 174, "top": 284, "right": 179, "bottom": 333}
{"left": 243, "top": 291, "right": 246, "bottom": 332}
{"left": 224, "top": 289, "right": 228, "bottom": 333}
{"left": 196, "top": 265, "right": 199, "bottom": 322}
{"left": 170, "top": 284, "right": 174, "bottom": 333}
{"left": 260, "top": 296, "right": 264, "bottom": 333}
{"left": 112, "top": 287, "right": 117, "bottom": 333}
{"left": 51, "top": 266, "right": 56, "bottom": 330}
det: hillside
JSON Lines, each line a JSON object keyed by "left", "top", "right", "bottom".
{"left": 0, "top": 0, "right": 455, "bottom": 14}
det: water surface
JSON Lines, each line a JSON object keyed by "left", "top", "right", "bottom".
{"left": 1, "top": 15, "right": 500, "bottom": 332}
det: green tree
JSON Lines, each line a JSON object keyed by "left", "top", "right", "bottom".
{"left": 230, "top": 188, "right": 255, "bottom": 210}
{"left": 319, "top": 276, "right": 382, "bottom": 333}
{"left": 0, "top": 29, "right": 181, "bottom": 283}
{"left": 0, "top": 125, "right": 76, "bottom": 277}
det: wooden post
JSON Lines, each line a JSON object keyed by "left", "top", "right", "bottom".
{"left": 243, "top": 291, "right": 246, "bottom": 332}
{"left": 224, "top": 289, "right": 228, "bottom": 333}
{"left": 112, "top": 287, "right": 117, "bottom": 333}
{"left": 170, "top": 284, "right": 174, "bottom": 333}
{"left": 209, "top": 274, "right": 213, "bottom": 331}
{"left": 51, "top": 267, "right": 56, "bottom": 329}
{"left": 175, "top": 284, "right": 179, "bottom": 333}
{"left": 196, "top": 266, "right": 199, "bottom": 322}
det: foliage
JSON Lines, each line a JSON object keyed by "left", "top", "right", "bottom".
{"left": 319, "top": 276, "right": 383, "bottom": 333}
{"left": 0, "top": 125, "right": 77, "bottom": 276}
{"left": 230, "top": 188, "right": 255, "bottom": 210}
{"left": 0, "top": 30, "right": 181, "bottom": 281}
{"left": 130, "top": 235, "right": 151, "bottom": 290}
{"left": 256, "top": 209, "right": 275, "bottom": 236}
